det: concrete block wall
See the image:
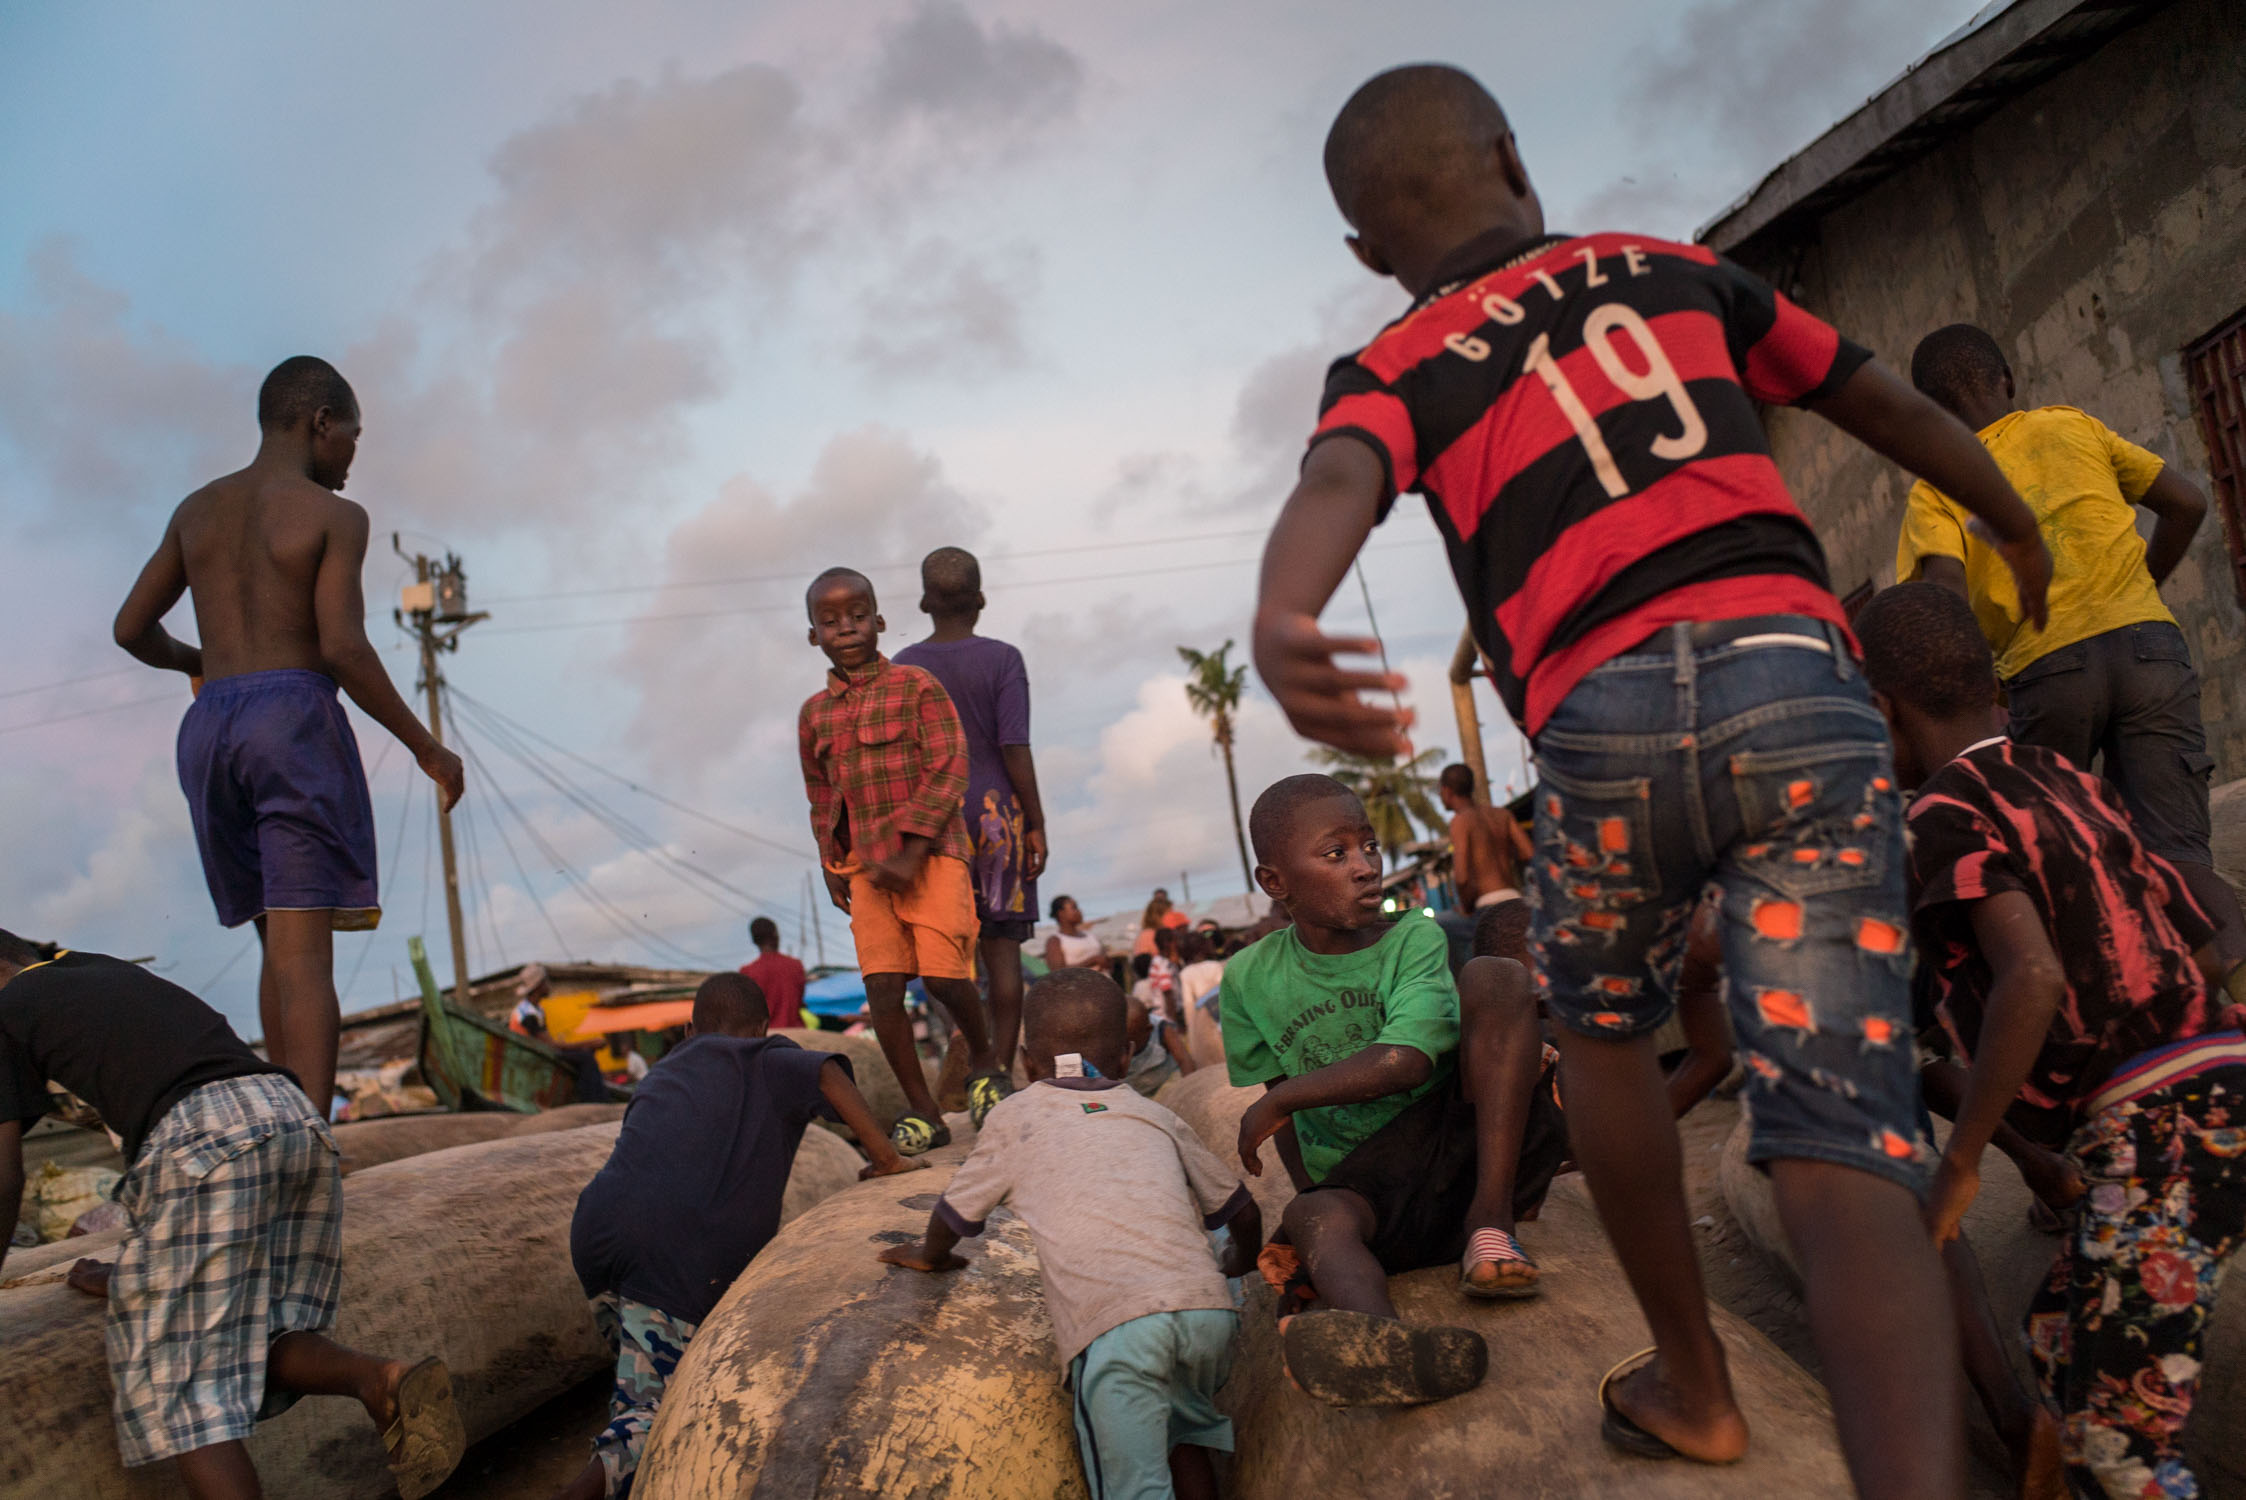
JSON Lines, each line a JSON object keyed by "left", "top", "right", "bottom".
{"left": 1734, "top": 0, "right": 2246, "bottom": 778}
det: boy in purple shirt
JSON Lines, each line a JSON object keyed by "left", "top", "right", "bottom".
{"left": 894, "top": 547, "right": 1049, "bottom": 1102}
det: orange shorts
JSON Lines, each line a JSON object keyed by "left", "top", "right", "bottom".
{"left": 837, "top": 853, "right": 976, "bottom": 981}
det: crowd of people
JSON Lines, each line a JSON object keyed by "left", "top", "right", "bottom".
{"left": 0, "top": 55, "right": 2240, "bottom": 1500}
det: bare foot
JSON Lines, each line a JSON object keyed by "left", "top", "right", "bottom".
{"left": 1610, "top": 1356, "right": 1750, "bottom": 1464}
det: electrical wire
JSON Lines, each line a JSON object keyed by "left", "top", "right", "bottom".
{"left": 453, "top": 730, "right": 721, "bottom": 968}
{"left": 448, "top": 694, "right": 792, "bottom": 917}
{"left": 0, "top": 665, "right": 139, "bottom": 702}
{"left": 459, "top": 729, "right": 574, "bottom": 959}
{"left": 443, "top": 688, "right": 511, "bottom": 975}
{"left": 449, "top": 688, "right": 813, "bottom": 864}
{"left": 0, "top": 692, "right": 180, "bottom": 736}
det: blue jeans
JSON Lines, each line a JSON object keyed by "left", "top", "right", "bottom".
{"left": 1529, "top": 617, "right": 1929, "bottom": 1192}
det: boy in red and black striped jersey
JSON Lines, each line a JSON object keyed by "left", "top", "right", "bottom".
{"left": 1252, "top": 66, "right": 2057, "bottom": 1497}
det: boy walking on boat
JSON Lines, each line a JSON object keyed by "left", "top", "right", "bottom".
{"left": 112, "top": 356, "right": 464, "bottom": 1119}
{"left": 1251, "top": 65, "right": 2054, "bottom": 1493}
{"left": 798, "top": 566, "right": 1006, "bottom": 1152}
{"left": 561, "top": 972, "right": 917, "bottom": 1500}
{"left": 0, "top": 932, "right": 464, "bottom": 1500}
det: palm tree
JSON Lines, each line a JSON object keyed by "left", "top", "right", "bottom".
{"left": 1178, "top": 641, "right": 1255, "bottom": 893}
{"left": 1309, "top": 745, "right": 1448, "bottom": 865}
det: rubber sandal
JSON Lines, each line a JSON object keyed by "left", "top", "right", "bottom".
{"left": 382, "top": 1356, "right": 466, "bottom": 1500}
{"left": 1280, "top": 1309, "right": 1487, "bottom": 1407}
{"left": 1598, "top": 1347, "right": 1681, "bottom": 1460}
{"left": 965, "top": 1071, "right": 1011, "bottom": 1130}
{"left": 889, "top": 1111, "right": 952, "bottom": 1157}
{"left": 1460, "top": 1227, "right": 1540, "bottom": 1300}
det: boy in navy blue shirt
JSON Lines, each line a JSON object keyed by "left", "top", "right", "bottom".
{"left": 558, "top": 973, "right": 920, "bottom": 1500}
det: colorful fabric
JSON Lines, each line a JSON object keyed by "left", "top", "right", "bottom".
{"left": 1068, "top": 1308, "right": 1238, "bottom": 1500}
{"left": 1895, "top": 405, "right": 2173, "bottom": 680}
{"left": 105, "top": 1075, "right": 342, "bottom": 1466}
{"left": 2024, "top": 1067, "right": 2246, "bottom": 1499}
{"left": 837, "top": 852, "right": 977, "bottom": 980}
{"left": 1527, "top": 621, "right": 1930, "bottom": 1193}
{"left": 1310, "top": 229, "right": 1866, "bottom": 733}
{"left": 0, "top": 950, "right": 287, "bottom": 1164}
{"left": 590, "top": 1296, "right": 699, "bottom": 1500}
{"left": 1221, "top": 912, "right": 1458, "bottom": 1184}
{"left": 738, "top": 950, "right": 807, "bottom": 1031}
{"left": 937, "top": 1079, "right": 1248, "bottom": 1367}
{"left": 797, "top": 655, "right": 973, "bottom": 871}
{"left": 892, "top": 635, "right": 1038, "bottom": 928}
{"left": 176, "top": 668, "right": 380, "bottom": 930}
{"left": 1906, "top": 740, "right": 2218, "bottom": 1148}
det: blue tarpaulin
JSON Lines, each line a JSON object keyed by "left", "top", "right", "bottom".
{"left": 802, "top": 970, "right": 868, "bottom": 1018}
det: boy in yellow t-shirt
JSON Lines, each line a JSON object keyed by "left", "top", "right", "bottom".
{"left": 1896, "top": 323, "right": 2244, "bottom": 986}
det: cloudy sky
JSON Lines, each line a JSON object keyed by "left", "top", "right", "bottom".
{"left": 1, "top": 0, "right": 1985, "bottom": 1032}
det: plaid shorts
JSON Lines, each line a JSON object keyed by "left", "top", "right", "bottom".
{"left": 107, "top": 1074, "right": 342, "bottom": 1466}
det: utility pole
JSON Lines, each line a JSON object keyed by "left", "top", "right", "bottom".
{"left": 395, "top": 538, "right": 489, "bottom": 1006}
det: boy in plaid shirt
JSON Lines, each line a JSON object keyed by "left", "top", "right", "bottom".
{"left": 800, "top": 566, "right": 1003, "bottom": 1154}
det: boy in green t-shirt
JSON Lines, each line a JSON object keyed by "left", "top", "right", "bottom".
{"left": 1225, "top": 774, "right": 1568, "bottom": 1407}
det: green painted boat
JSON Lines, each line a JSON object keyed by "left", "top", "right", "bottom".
{"left": 409, "top": 936, "right": 583, "bottom": 1112}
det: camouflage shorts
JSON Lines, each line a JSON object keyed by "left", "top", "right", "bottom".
{"left": 590, "top": 1295, "right": 699, "bottom": 1500}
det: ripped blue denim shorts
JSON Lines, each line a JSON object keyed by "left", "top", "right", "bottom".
{"left": 1529, "top": 616, "right": 1930, "bottom": 1192}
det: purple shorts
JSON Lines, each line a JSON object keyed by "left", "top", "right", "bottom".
{"left": 176, "top": 670, "right": 379, "bottom": 930}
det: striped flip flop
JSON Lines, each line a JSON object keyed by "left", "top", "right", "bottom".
{"left": 1459, "top": 1227, "right": 1540, "bottom": 1300}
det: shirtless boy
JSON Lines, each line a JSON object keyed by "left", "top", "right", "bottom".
{"left": 113, "top": 357, "right": 464, "bottom": 1116}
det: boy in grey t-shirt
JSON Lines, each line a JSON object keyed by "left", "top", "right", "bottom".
{"left": 881, "top": 969, "right": 1261, "bottom": 1500}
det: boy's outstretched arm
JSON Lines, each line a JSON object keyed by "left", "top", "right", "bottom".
{"left": 1253, "top": 436, "right": 1411, "bottom": 757}
{"left": 819, "top": 1058, "right": 925, "bottom": 1180}
{"left": 877, "top": 1207, "right": 968, "bottom": 1273}
{"left": 112, "top": 514, "right": 205, "bottom": 678}
{"left": 1926, "top": 891, "right": 2066, "bottom": 1246}
{"left": 314, "top": 504, "right": 464, "bottom": 809}
{"left": 1237, "top": 1043, "right": 1434, "bottom": 1176}
{"left": 1162, "top": 1023, "right": 1198, "bottom": 1075}
{"left": 1808, "top": 362, "right": 2052, "bottom": 630}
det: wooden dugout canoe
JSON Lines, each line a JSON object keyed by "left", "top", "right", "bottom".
{"left": 0, "top": 1119, "right": 862, "bottom": 1499}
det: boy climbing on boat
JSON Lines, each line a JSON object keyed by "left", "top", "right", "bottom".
{"left": 1859, "top": 582, "right": 2243, "bottom": 1499}
{"left": 880, "top": 967, "right": 1261, "bottom": 1500}
{"left": 561, "top": 971, "right": 919, "bottom": 1500}
{"left": 798, "top": 565, "right": 1007, "bottom": 1153}
{"left": 1220, "top": 773, "right": 1567, "bottom": 1406}
{"left": 0, "top": 931, "right": 464, "bottom": 1500}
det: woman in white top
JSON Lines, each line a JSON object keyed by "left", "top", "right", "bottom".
{"left": 1043, "top": 895, "right": 1107, "bottom": 971}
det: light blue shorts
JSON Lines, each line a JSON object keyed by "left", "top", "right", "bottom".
{"left": 1068, "top": 1307, "right": 1238, "bottom": 1500}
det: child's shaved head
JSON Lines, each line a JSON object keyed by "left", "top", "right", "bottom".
{"left": 805, "top": 566, "right": 875, "bottom": 620}
{"left": 692, "top": 971, "right": 769, "bottom": 1037}
{"left": 1910, "top": 324, "right": 2011, "bottom": 418}
{"left": 1473, "top": 899, "right": 1532, "bottom": 963}
{"left": 258, "top": 355, "right": 357, "bottom": 432}
{"left": 919, "top": 547, "right": 981, "bottom": 615}
{"left": 1249, "top": 773, "right": 1364, "bottom": 864}
{"left": 1325, "top": 65, "right": 1510, "bottom": 232}
{"left": 1025, "top": 967, "right": 1129, "bottom": 1077}
{"left": 1857, "top": 582, "right": 1999, "bottom": 719}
